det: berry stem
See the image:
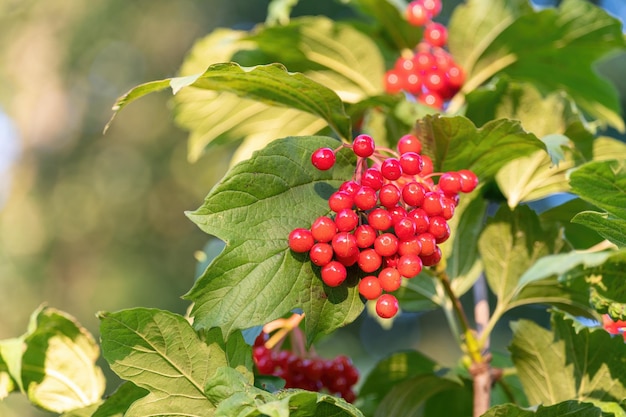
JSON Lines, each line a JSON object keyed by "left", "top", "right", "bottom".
{"left": 263, "top": 312, "right": 305, "bottom": 349}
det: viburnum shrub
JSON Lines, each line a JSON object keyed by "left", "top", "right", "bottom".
{"left": 3, "top": 0, "right": 626, "bottom": 416}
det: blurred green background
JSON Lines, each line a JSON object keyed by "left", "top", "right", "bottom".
{"left": 0, "top": 0, "right": 624, "bottom": 415}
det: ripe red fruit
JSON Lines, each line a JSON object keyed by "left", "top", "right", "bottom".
{"left": 423, "top": 22, "right": 448, "bottom": 47}
{"left": 311, "top": 147, "right": 336, "bottom": 170}
{"left": 397, "top": 253, "right": 423, "bottom": 278}
{"left": 378, "top": 267, "right": 402, "bottom": 292}
{"left": 398, "top": 236, "right": 422, "bottom": 256}
{"left": 408, "top": 208, "right": 430, "bottom": 233}
{"left": 361, "top": 168, "right": 384, "bottom": 190}
{"left": 358, "top": 249, "right": 383, "bottom": 273}
{"left": 332, "top": 232, "right": 358, "bottom": 258}
{"left": 388, "top": 206, "right": 408, "bottom": 225}
{"left": 368, "top": 208, "right": 393, "bottom": 231}
{"left": 336, "top": 251, "right": 359, "bottom": 267}
{"left": 381, "top": 158, "right": 403, "bottom": 180}
{"left": 339, "top": 180, "right": 360, "bottom": 196}
{"left": 413, "top": 51, "right": 435, "bottom": 72}
{"left": 422, "top": 191, "right": 444, "bottom": 216}
{"left": 358, "top": 276, "right": 382, "bottom": 300}
{"left": 402, "top": 182, "right": 426, "bottom": 207}
{"left": 399, "top": 152, "right": 424, "bottom": 175}
{"left": 328, "top": 191, "right": 354, "bottom": 213}
{"left": 376, "top": 294, "right": 400, "bottom": 318}
{"left": 335, "top": 208, "right": 359, "bottom": 232}
{"left": 374, "top": 233, "right": 399, "bottom": 257}
{"left": 311, "top": 216, "right": 337, "bottom": 242}
{"left": 439, "top": 172, "right": 463, "bottom": 195}
{"left": 421, "top": 155, "right": 434, "bottom": 175}
{"left": 352, "top": 134, "right": 376, "bottom": 157}
{"left": 416, "top": 232, "right": 437, "bottom": 256}
{"left": 406, "top": 1, "right": 431, "bottom": 26}
{"left": 397, "top": 134, "right": 422, "bottom": 155}
{"left": 421, "top": 0, "right": 442, "bottom": 17}
{"left": 309, "top": 243, "right": 333, "bottom": 266}
{"left": 394, "top": 217, "right": 417, "bottom": 241}
{"left": 384, "top": 70, "right": 403, "bottom": 94}
{"left": 354, "top": 186, "right": 378, "bottom": 210}
{"left": 379, "top": 184, "right": 401, "bottom": 208}
{"left": 420, "top": 245, "right": 442, "bottom": 266}
{"left": 354, "top": 224, "right": 377, "bottom": 248}
{"left": 289, "top": 228, "right": 315, "bottom": 253}
{"left": 458, "top": 169, "right": 479, "bottom": 193}
{"left": 446, "top": 64, "right": 465, "bottom": 89}
{"left": 321, "top": 261, "right": 347, "bottom": 287}
{"left": 428, "top": 216, "right": 450, "bottom": 243}
{"left": 418, "top": 91, "right": 444, "bottom": 109}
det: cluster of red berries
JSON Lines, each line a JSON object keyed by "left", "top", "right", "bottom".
{"left": 253, "top": 332, "right": 358, "bottom": 402}
{"left": 289, "top": 134, "right": 478, "bottom": 319}
{"left": 384, "top": 0, "right": 464, "bottom": 109}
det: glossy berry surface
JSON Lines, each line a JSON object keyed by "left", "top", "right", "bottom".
{"left": 376, "top": 294, "right": 400, "bottom": 318}
{"left": 311, "top": 147, "right": 336, "bottom": 170}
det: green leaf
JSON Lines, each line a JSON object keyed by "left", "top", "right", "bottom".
{"left": 415, "top": 115, "right": 545, "bottom": 180}
{"left": 21, "top": 307, "right": 105, "bottom": 413}
{"left": 109, "top": 62, "right": 351, "bottom": 141}
{"left": 99, "top": 308, "right": 228, "bottom": 417}
{"left": 0, "top": 338, "right": 22, "bottom": 397}
{"left": 571, "top": 160, "right": 626, "bottom": 247}
{"left": 483, "top": 401, "right": 611, "bottom": 417}
{"left": 478, "top": 205, "right": 557, "bottom": 313}
{"left": 540, "top": 198, "right": 606, "bottom": 249}
{"left": 92, "top": 382, "right": 149, "bottom": 417}
{"left": 60, "top": 403, "right": 102, "bottom": 417}
{"left": 185, "top": 136, "right": 364, "bottom": 342}
{"left": 510, "top": 311, "right": 626, "bottom": 406}
{"left": 454, "top": 0, "right": 626, "bottom": 130}
{"left": 586, "top": 251, "right": 626, "bottom": 319}
{"left": 199, "top": 328, "right": 254, "bottom": 384}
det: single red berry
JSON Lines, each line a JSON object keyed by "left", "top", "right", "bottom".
{"left": 368, "top": 208, "right": 393, "bottom": 231}
{"left": 352, "top": 134, "right": 376, "bottom": 158}
{"left": 418, "top": 91, "right": 444, "bottom": 109}
{"left": 309, "top": 243, "right": 334, "bottom": 266}
{"left": 354, "top": 224, "right": 377, "bottom": 248}
{"left": 354, "top": 186, "right": 378, "bottom": 210}
{"left": 420, "top": 245, "right": 442, "bottom": 266}
{"left": 439, "top": 172, "right": 463, "bottom": 195}
{"left": 361, "top": 168, "right": 384, "bottom": 190}
{"left": 311, "top": 216, "right": 337, "bottom": 242}
{"left": 440, "top": 197, "right": 456, "bottom": 220}
{"left": 321, "top": 261, "right": 347, "bottom": 287}
{"left": 374, "top": 233, "right": 399, "bottom": 257}
{"left": 388, "top": 205, "right": 408, "bottom": 225}
{"left": 446, "top": 64, "right": 465, "bottom": 89}
{"left": 385, "top": 70, "right": 403, "bottom": 94}
{"left": 429, "top": 216, "right": 450, "bottom": 243}
{"left": 394, "top": 217, "right": 417, "bottom": 241}
{"left": 358, "top": 248, "right": 383, "bottom": 273}
{"left": 458, "top": 169, "right": 478, "bottom": 193}
{"left": 406, "top": 1, "right": 431, "bottom": 26}
{"left": 335, "top": 208, "right": 359, "bottom": 232}
{"left": 336, "top": 250, "right": 360, "bottom": 267}
{"left": 399, "top": 152, "right": 424, "bottom": 175}
{"left": 311, "top": 148, "right": 336, "bottom": 170}
{"left": 421, "top": 155, "right": 434, "bottom": 175}
{"left": 332, "top": 232, "right": 359, "bottom": 258}
{"left": 398, "top": 236, "right": 422, "bottom": 256}
{"left": 413, "top": 51, "right": 435, "bottom": 72}
{"left": 404, "top": 72, "right": 424, "bottom": 95}
{"left": 423, "top": 71, "right": 447, "bottom": 93}
{"left": 328, "top": 191, "right": 354, "bottom": 213}
{"left": 376, "top": 294, "right": 399, "bottom": 318}
{"left": 397, "top": 134, "right": 422, "bottom": 155}
{"left": 358, "top": 276, "right": 382, "bottom": 300}
{"left": 423, "top": 22, "right": 448, "bottom": 48}
{"left": 416, "top": 232, "right": 437, "bottom": 256}
{"left": 421, "top": 0, "right": 442, "bottom": 17}
{"left": 378, "top": 267, "right": 402, "bottom": 292}
{"left": 379, "top": 183, "right": 401, "bottom": 208}
{"left": 339, "top": 180, "right": 360, "bottom": 196}
{"left": 422, "top": 191, "right": 444, "bottom": 216}
{"left": 397, "top": 253, "right": 423, "bottom": 278}
{"left": 402, "top": 182, "right": 426, "bottom": 207}
{"left": 395, "top": 56, "right": 417, "bottom": 74}
{"left": 289, "top": 228, "right": 315, "bottom": 253}
{"left": 408, "top": 208, "right": 430, "bottom": 233}
{"left": 381, "top": 158, "right": 403, "bottom": 180}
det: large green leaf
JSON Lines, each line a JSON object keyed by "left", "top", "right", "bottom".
{"left": 450, "top": 0, "right": 625, "bottom": 130}
{"left": 510, "top": 312, "right": 626, "bottom": 406}
{"left": 415, "top": 115, "right": 545, "bottom": 180}
{"left": 108, "top": 62, "right": 351, "bottom": 142}
{"left": 91, "top": 383, "right": 149, "bottom": 417}
{"left": 483, "top": 401, "right": 612, "bottom": 417}
{"left": 21, "top": 307, "right": 105, "bottom": 413}
{"left": 570, "top": 160, "right": 626, "bottom": 247}
{"left": 98, "top": 308, "right": 228, "bottom": 417}
{"left": 185, "top": 136, "right": 363, "bottom": 342}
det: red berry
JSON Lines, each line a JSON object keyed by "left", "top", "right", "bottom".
{"left": 352, "top": 134, "right": 376, "bottom": 158}
{"left": 421, "top": 0, "right": 442, "bottom": 17}
{"left": 358, "top": 276, "right": 382, "bottom": 300}
{"left": 388, "top": 205, "right": 408, "bottom": 225}
{"left": 397, "top": 134, "right": 423, "bottom": 155}
{"left": 376, "top": 294, "right": 399, "bottom": 318}
{"left": 321, "top": 261, "right": 347, "bottom": 287}
{"left": 398, "top": 236, "right": 422, "bottom": 256}
{"left": 374, "top": 233, "right": 399, "bottom": 257}
{"left": 395, "top": 56, "right": 417, "bottom": 74}
{"left": 311, "top": 148, "right": 336, "bottom": 170}
{"left": 379, "top": 184, "right": 401, "bottom": 208}
{"left": 289, "top": 228, "right": 315, "bottom": 253}
{"left": 332, "top": 232, "right": 359, "bottom": 258}
{"left": 339, "top": 180, "right": 360, "bottom": 196}
{"left": 429, "top": 216, "right": 450, "bottom": 243}
{"left": 406, "top": 1, "right": 431, "bottom": 26}
{"left": 458, "top": 169, "right": 478, "bottom": 193}
{"left": 328, "top": 191, "right": 354, "bottom": 213}
{"left": 336, "top": 251, "right": 359, "bottom": 267}
{"left": 423, "top": 71, "right": 447, "bottom": 93}
{"left": 422, "top": 191, "right": 444, "bottom": 216}
{"left": 439, "top": 172, "right": 463, "bottom": 195}
{"left": 418, "top": 91, "right": 444, "bottom": 109}
{"left": 423, "top": 22, "right": 448, "bottom": 47}
{"left": 335, "top": 208, "right": 359, "bottom": 232}
{"left": 358, "top": 248, "right": 383, "bottom": 272}
{"left": 399, "top": 152, "right": 424, "bottom": 175}
{"left": 354, "top": 224, "right": 377, "bottom": 248}
{"left": 397, "top": 253, "right": 423, "bottom": 278}
{"left": 446, "top": 64, "right": 465, "bottom": 89}
{"left": 420, "top": 245, "right": 442, "bottom": 266}
{"left": 385, "top": 70, "right": 403, "bottom": 94}
{"left": 413, "top": 51, "right": 435, "bottom": 72}
{"left": 440, "top": 197, "right": 456, "bottom": 220}
{"left": 416, "top": 232, "right": 437, "bottom": 256}
{"left": 408, "top": 208, "right": 430, "bottom": 233}
{"left": 309, "top": 243, "right": 334, "bottom": 266}
{"left": 394, "top": 217, "right": 416, "bottom": 241}
{"left": 378, "top": 267, "right": 402, "bottom": 292}
{"left": 402, "top": 182, "right": 426, "bottom": 207}
{"left": 421, "top": 155, "right": 434, "bottom": 175}
{"left": 404, "top": 73, "right": 424, "bottom": 95}
{"left": 368, "top": 208, "right": 393, "bottom": 231}
{"left": 381, "top": 158, "right": 403, "bottom": 180}
{"left": 354, "top": 186, "right": 378, "bottom": 210}
{"left": 361, "top": 168, "right": 384, "bottom": 190}
{"left": 311, "top": 216, "right": 337, "bottom": 242}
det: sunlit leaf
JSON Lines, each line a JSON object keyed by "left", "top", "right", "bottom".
{"left": 483, "top": 401, "right": 611, "bottom": 417}
{"left": 99, "top": 308, "right": 228, "bottom": 417}
{"left": 510, "top": 311, "right": 626, "bottom": 405}
{"left": 185, "top": 136, "right": 364, "bottom": 342}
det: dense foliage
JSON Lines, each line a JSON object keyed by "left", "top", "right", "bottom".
{"left": 2, "top": 0, "right": 626, "bottom": 416}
